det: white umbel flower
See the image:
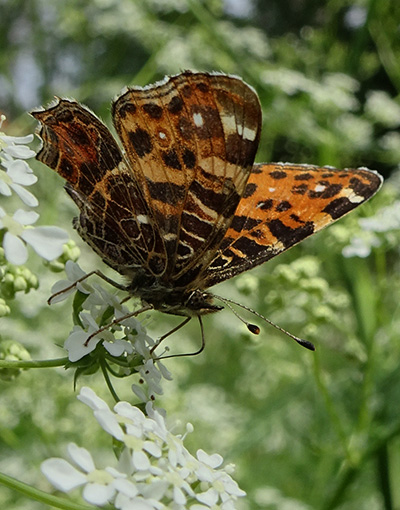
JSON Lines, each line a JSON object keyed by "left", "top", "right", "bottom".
{"left": 42, "top": 388, "right": 246, "bottom": 509}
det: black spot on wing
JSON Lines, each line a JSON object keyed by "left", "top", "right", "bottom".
{"left": 146, "top": 180, "right": 186, "bottom": 206}
{"left": 162, "top": 149, "right": 182, "bottom": 170}
{"left": 322, "top": 197, "right": 352, "bottom": 219}
{"left": 276, "top": 200, "right": 292, "bottom": 212}
{"left": 267, "top": 219, "right": 314, "bottom": 248}
{"left": 143, "top": 103, "right": 163, "bottom": 119}
{"left": 129, "top": 128, "right": 153, "bottom": 157}
{"left": 270, "top": 170, "right": 287, "bottom": 179}
{"left": 168, "top": 96, "right": 184, "bottom": 114}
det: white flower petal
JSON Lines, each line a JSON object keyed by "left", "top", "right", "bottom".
{"left": 13, "top": 209, "right": 39, "bottom": 225}
{"left": 41, "top": 458, "right": 86, "bottom": 492}
{"left": 93, "top": 409, "right": 125, "bottom": 441}
{"left": 78, "top": 386, "right": 110, "bottom": 411}
{"left": 131, "top": 384, "right": 148, "bottom": 403}
{"left": 7, "top": 159, "right": 37, "bottom": 185}
{"left": 83, "top": 482, "right": 115, "bottom": 505}
{"left": 196, "top": 488, "right": 219, "bottom": 506}
{"left": 65, "top": 260, "right": 86, "bottom": 280}
{"left": 10, "top": 183, "right": 39, "bottom": 207}
{"left": 173, "top": 486, "right": 187, "bottom": 505}
{"left": 132, "top": 450, "right": 150, "bottom": 471}
{"left": 104, "top": 339, "right": 132, "bottom": 357}
{"left": 196, "top": 449, "right": 223, "bottom": 468}
{"left": 21, "top": 226, "right": 68, "bottom": 260}
{"left": 4, "top": 144, "right": 35, "bottom": 159}
{"left": 1, "top": 133, "right": 34, "bottom": 145}
{"left": 3, "top": 232, "right": 28, "bottom": 264}
{"left": 68, "top": 443, "right": 96, "bottom": 473}
{"left": 115, "top": 494, "right": 159, "bottom": 510}
{"left": 105, "top": 466, "right": 127, "bottom": 479}
{"left": 49, "top": 279, "right": 77, "bottom": 303}
{"left": 113, "top": 478, "right": 139, "bottom": 497}
{"left": 114, "top": 401, "right": 146, "bottom": 423}
{"left": 0, "top": 180, "right": 11, "bottom": 196}
{"left": 64, "top": 327, "right": 100, "bottom": 361}
{"left": 143, "top": 440, "right": 162, "bottom": 458}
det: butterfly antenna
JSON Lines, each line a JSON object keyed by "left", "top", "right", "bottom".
{"left": 213, "top": 295, "right": 315, "bottom": 351}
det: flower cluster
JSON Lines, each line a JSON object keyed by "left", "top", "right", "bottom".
{"left": 0, "top": 116, "right": 68, "bottom": 265}
{"left": 42, "top": 387, "right": 245, "bottom": 510}
{"left": 342, "top": 200, "right": 400, "bottom": 258}
{"left": 53, "top": 261, "right": 172, "bottom": 402}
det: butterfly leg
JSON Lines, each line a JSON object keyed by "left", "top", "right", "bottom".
{"left": 84, "top": 303, "right": 154, "bottom": 346}
{"left": 150, "top": 317, "right": 192, "bottom": 354}
{"left": 155, "top": 316, "right": 206, "bottom": 359}
{"left": 48, "top": 269, "right": 129, "bottom": 305}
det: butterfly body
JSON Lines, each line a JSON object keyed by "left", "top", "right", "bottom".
{"left": 32, "top": 71, "right": 382, "bottom": 324}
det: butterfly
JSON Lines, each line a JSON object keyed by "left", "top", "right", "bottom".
{"left": 32, "top": 71, "right": 382, "bottom": 350}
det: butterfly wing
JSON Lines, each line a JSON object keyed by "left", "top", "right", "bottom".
{"left": 112, "top": 71, "right": 261, "bottom": 288}
{"left": 202, "top": 163, "right": 383, "bottom": 288}
{"left": 32, "top": 100, "right": 166, "bottom": 277}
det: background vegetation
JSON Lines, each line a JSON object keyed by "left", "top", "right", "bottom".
{"left": 1, "top": 0, "right": 400, "bottom": 508}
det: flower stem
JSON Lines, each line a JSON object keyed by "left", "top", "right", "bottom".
{"left": 0, "top": 471, "right": 92, "bottom": 510}
{"left": 0, "top": 357, "right": 68, "bottom": 369}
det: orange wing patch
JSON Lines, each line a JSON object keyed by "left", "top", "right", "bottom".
{"left": 202, "top": 163, "right": 382, "bottom": 287}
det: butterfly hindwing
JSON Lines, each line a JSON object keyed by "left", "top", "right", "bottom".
{"left": 32, "top": 100, "right": 166, "bottom": 277}
{"left": 202, "top": 163, "right": 383, "bottom": 287}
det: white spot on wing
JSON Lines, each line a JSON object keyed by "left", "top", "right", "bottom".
{"left": 269, "top": 187, "right": 276, "bottom": 193}
{"left": 193, "top": 113, "right": 204, "bottom": 127}
{"left": 159, "top": 131, "right": 166, "bottom": 139}
{"left": 221, "top": 114, "right": 236, "bottom": 134}
{"left": 243, "top": 126, "right": 257, "bottom": 141}
{"left": 163, "top": 233, "right": 177, "bottom": 241}
{"left": 314, "top": 184, "right": 326, "bottom": 192}
{"left": 137, "top": 215, "right": 150, "bottom": 224}
{"left": 348, "top": 193, "right": 364, "bottom": 203}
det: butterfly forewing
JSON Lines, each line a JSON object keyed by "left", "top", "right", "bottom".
{"left": 112, "top": 72, "right": 261, "bottom": 286}
{"left": 202, "top": 163, "right": 383, "bottom": 287}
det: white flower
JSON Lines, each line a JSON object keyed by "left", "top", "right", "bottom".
{"left": 42, "top": 388, "right": 246, "bottom": 508}
{"left": 342, "top": 201, "right": 400, "bottom": 258}
{"left": 50, "top": 261, "right": 94, "bottom": 304}
{"left": 0, "top": 207, "right": 68, "bottom": 265}
{"left": 0, "top": 124, "right": 36, "bottom": 160}
{"left": 57, "top": 273, "right": 167, "bottom": 397}
{"left": 0, "top": 159, "right": 38, "bottom": 206}
{"left": 64, "top": 313, "right": 108, "bottom": 362}
{"left": 0, "top": 119, "right": 38, "bottom": 206}
{"left": 41, "top": 442, "right": 127, "bottom": 506}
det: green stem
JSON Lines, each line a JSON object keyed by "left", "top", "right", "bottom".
{"left": 100, "top": 359, "right": 120, "bottom": 403}
{"left": 312, "top": 349, "right": 350, "bottom": 457}
{"left": 0, "top": 357, "right": 68, "bottom": 369}
{"left": 377, "top": 443, "right": 393, "bottom": 510}
{"left": 322, "top": 419, "right": 400, "bottom": 509}
{"left": 0, "top": 471, "right": 93, "bottom": 510}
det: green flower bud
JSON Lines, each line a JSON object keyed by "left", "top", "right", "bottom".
{"left": 0, "top": 299, "right": 10, "bottom": 317}
{"left": 0, "top": 338, "right": 31, "bottom": 381}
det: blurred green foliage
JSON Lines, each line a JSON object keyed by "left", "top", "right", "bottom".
{"left": 1, "top": 0, "right": 400, "bottom": 509}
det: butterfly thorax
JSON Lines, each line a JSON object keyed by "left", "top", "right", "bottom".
{"left": 129, "top": 272, "right": 222, "bottom": 317}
